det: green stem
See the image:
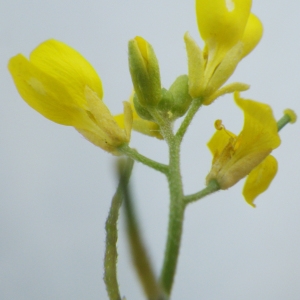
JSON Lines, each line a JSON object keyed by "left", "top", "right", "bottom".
{"left": 148, "top": 108, "right": 186, "bottom": 296}
{"left": 159, "top": 135, "right": 184, "bottom": 296}
{"left": 176, "top": 97, "right": 203, "bottom": 142}
{"left": 122, "top": 162, "right": 164, "bottom": 300}
{"left": 119, "top": 144, "right": 169, "bottom": 175}
{"left": 183, "top": 179, "right": 220, "bottom": 205}
{"left": 104, "top": 158, "right": 134, "bottom": 300}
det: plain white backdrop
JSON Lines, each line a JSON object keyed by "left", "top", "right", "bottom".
{"left": 1, "top": 1, "right": 300, "bottom": 299}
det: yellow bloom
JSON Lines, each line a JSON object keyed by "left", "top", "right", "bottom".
{"left": 186, "top": 0, "right": 263, "bottom": 101}
{"left": 206, "top": 93, "right": 281, "bottom": 207}
{"left": 8, "top": 39, "right": 132, "bottom": 154}
{"left": 114, "top": 92, "right": 163, "bottom": 140}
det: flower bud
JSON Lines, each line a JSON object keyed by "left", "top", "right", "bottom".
{"left": 157, "top": 76, "right": 192, "bottom": 120}
{"left": 128, "top": 36, "right": 161, "bottom": 107}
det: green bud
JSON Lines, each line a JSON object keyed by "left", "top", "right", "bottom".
{"left": 157, "top": 75, "right": 192, "bottom": 120}
{"left": 128, "top": 36, "right": 161, "bottom": 107}
{"left": 169, "top": 75, "right": 192, "bottom": 117}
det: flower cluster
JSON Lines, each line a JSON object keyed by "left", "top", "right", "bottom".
{"left": 8, "top": 0, "right": 295, "bottom": 208}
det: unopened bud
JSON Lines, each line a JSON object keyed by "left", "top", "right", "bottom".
{"left": 128, "top": 36, "right": 161, "bottom": 107}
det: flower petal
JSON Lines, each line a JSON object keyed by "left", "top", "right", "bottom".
{"left": 234, "top": 92, "right": 281, "bottom": 160}
{"left": 207, "top": 127, "right": 236, "bottom": 158}
{"left": 243, "top": 155, "right": 278, "bottom": 207}
{"left": 8, "top": 54, "right": 94, "bottom": 129}
{"left": 241, "top": 13, "right": 263, "bottom": 58}
{"left": 196, "top": 0, "right": 251, "bottom": 63}
{"left": 30, "top": 39, "right": 103, "bottom": 104}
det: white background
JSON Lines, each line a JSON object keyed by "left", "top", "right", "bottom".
{"left": 1, "top": 1, "right": 300, "bottom": 299}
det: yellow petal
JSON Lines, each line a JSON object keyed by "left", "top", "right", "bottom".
{"left": 30, "top": 39, "right": 103, "bottom": 104}
{"left": 206, "top": 93, "right": 281, "bottom": 190}
{"left": 207, "top": 127, "right": 236, "bottom": 158}
{"left": 196, "top": 0, "right": 251, "bottom": 63}
{"left": 241, "top": 13, "right": 263, "bottom": 58}
{"left": 234, "top": 92, "right": 281, "bottom": 160}
{"left": 243, "top": 155, "right": 278, "bottom": 207}
{"left": 204, "top": 41, "right": 244, "bottom": 98}
{"left": 8, "top": 54, "right": 95, "bottom": 129}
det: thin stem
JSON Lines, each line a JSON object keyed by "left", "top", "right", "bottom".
{"left": 122, "top": 161, "right": 164, "bottom": 300}
{"left": 104, "top": 158, "right": 134, "bottom": 300}
{"left": 159, "top": 135, "right": 184, "bottom": 296}
{"left": 119, "top": 144, "right": 169, "bottom": 175}
{"left": 183, "top": 179, "right": 220, "bottom": 205}
{"left": 176, "top": 97, "right": 203, "bottom": 142}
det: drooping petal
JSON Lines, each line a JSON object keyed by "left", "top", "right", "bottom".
{"left": 243, "top": 155, "right": 278, "bottom": 207}
{"left": 241, "top": 13, "right": 263, "bottom": 58}
{"left": 30, "top": 39, "right": 103, "bottom": 104}
{"left": 8, "top": 54, "right": 95, "bottom": 130}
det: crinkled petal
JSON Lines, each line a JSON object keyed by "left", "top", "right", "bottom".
{"left": 8, "top": 54, "right": 95, "bottom": 129}
{"left": 234, "top": 92, "right": 281, "bottom": 160}
{"left": 207, "top": 127, "right": 236, "bottom": 157}
{"left": 243, "top": 155, "right": 278, "bottom": 207}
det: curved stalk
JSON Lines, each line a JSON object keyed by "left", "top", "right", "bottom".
{"left": 119, "top": 144, "right": 169, "bottom": 175}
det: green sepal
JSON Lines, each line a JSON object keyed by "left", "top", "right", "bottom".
{"left": 133, "top": 93, "right": 154, "bottom": 121}
{"left": 169, "top": 75, "right": 192, "bottom": 117}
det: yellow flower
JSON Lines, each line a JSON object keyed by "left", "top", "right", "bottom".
{"left": 8, "top": 39, "right": 132, "bottom": 154}
{"left": 206, "top": 92, "right": 281, "bottom": 207}
{"left": 185, "top": 0, "right": 263, "bottom": 101}
{"left": 114, "top": 92, "right": 163, "bottom": 140}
